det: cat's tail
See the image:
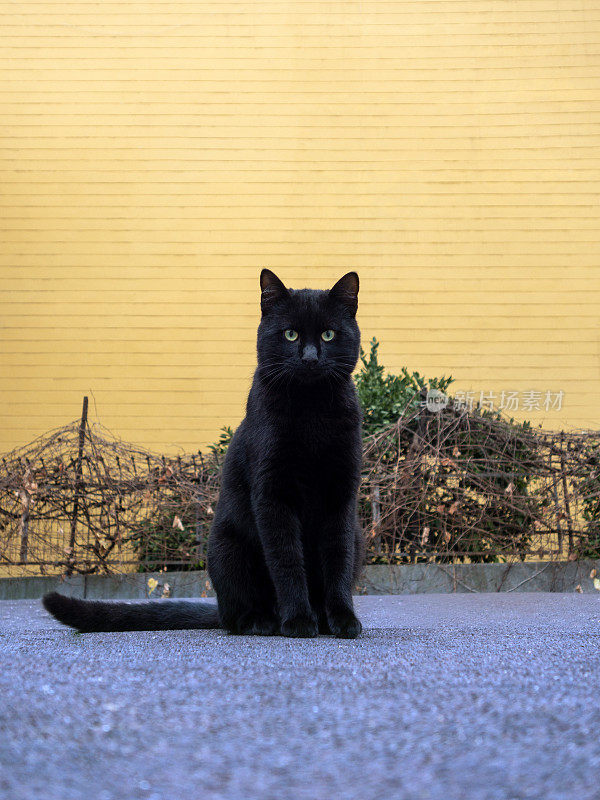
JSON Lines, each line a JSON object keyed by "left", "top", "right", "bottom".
{"left": 42, "top": 592, "right": 221, "bottom": 633}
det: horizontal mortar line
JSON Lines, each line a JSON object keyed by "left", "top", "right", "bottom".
{"left": 2, "top": 200, "right": 594, "bottom": 205}
{"left": 1, "top": 156, "right": 598, "bottom": 162}
{"left": 8, "top": 32, "right": 600, "bottom": 38}
{"left": 2, "top": 204, "right": 597, "bottom": 209}
{"left": 4, "top": 329, "right": 597, "bottom": 337}
{"left": 4, "top": 311, "right": 599, "bottom": 317}
{"left": 3, "top": 252, "right": 597, "bottom": 257}
{"left": 5, "top": 138, "right": 598, "bottom": 144}
{"left": 5, "top": 89, "right": 599, "bottom": 96}
{"left": 4, "top": 203, "right": 597, "bottom": 209}
{"left": 2, "top": 314, "right": 595, "bottom": 320}
{"left": 10, "top": 15, "right": 594, "bottom": 22}
{"left": 2, "top": 262, "right": 597, "bottom": 268}
{"left": 3, "top": 9, "right": 596, "bottom": 14}
{"left": 0, "top": 412, "right": 584, "bottom": 418}
{"left": 3, "top": 226, "right": 599, "bottom": 231}
{"left": 0, "top": 400, "right": 585, "bottom": 407}
{"left": 3, "top": 266, "right": 594, "bottom": 271}
{"left": 7, "top": 95, "right": 599, "bottom": 101}
{"left": 0, "top": 274, "right": 600, "bottom": 280}
{"left": 0, "top": 338, "right": 596, "bottom": 340}
{"left": 2, "top": 248, "right": 597, "bottom": 253}
{"left": 5, "top": 59, "right": 600, "bottom": 66}
{"left": 4, "top": 183, "right": 600, "bottom": 188}
{"left": 5, "top": 120, "right": 600, "bottom": 126}
{"left": 5, "top": 170, "right": 600, "bottom": 176}
{"left": 5, "top": 79, "right": 600, "bottom": 88}
{"left": 7, "top": 39, "right": 600, "bottom": 45}
{"left": 4, "top": 7, "right": 599, "bottom": 11}
{"left": 4, "top": 77, "right": 599, "bottom": 82}
{"left": 3, "top": 144, "right": 598, "bottom": 150}
{"left": 8, "top": 21, "right": 600, "bottom": 27}
{"left": 2, "top": 219, "right": 598, "bottom": 224}
{"left": 2, "top": 391, "right": 590, "bottom": 397}
{"left": 3, "top": 161, "right": 599, "bottom": 166}
{"left": 3, "top": 247, "right": 597, "bottom": 251}
{"left": 6, "top": 107, "right": 600, "bottom": 113}
{"left": 6, "top": 74, "right": 600, "bottom": 79}
{"left": 0, "top": 396, "right": 587, "bottom": 402}
{"left": 7, "top": 17, "right": 600, "bottom": 22}
{"left": 3, "top": 188, "right": 599, "bottom": 192}
{"left": 2, "top": 263, "right": 596, "bottom": 267}
{"left": 4, "top": 5, "right": 600, "bottom": 11}
{"left": 3, "top": 238, "right": 600, "bottom": 242}
{"left": 3, "top": 284, "right": 600, "bottom": 290}
{"left": 2, "top": 318, "right": 597, "bottom": 324}
{"left": 5, "top": 90, "right": 600, "bottom": 96}
{"left": 5, "top": 175, "right": 600, "bottom": 180}
{"left": 4, "top": 6, "right": 599, "bottom": 11}
{"left": 2, "top": 346, "right": 595, "bottom": 354}
{"left": 3, "top": 230, "right": 597, "bottom": 235}
{"left": 5, "top": 68, "right": 600, "bottom": 73}
{"left": 6, "top": 33, "right": 600, "bottom": 40}
{"left": 4, "top": 294, "right": 599, "bottom": 300}
{"left": 1, "top": 363, "right": 593, "bottom": 369}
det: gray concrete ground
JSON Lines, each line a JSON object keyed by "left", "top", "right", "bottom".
{"left": 1, "top": 594, "right": 599, "bottom": 800}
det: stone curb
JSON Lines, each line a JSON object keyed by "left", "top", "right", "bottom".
{"left": 1, "top": 560, "right": 599, "bottom": 600}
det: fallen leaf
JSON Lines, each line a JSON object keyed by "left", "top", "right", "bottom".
{"left": 594, "top": 578, "right": 600, "bottom": 592}
{"left": 162, "top": 583, "right": 171, "bottom": 598}
{"left": 147, "top": 577, "right": 158, "bottom": 595}
{"left": 505, "top": 482, "right": 515, "bottom": 495}
{"left": 420, "top": 526, "right": 430, "bottom": 545}
{"left": 590, "top": 568, "right": 597, "bottom": 579}
{"left": 172, "top": 516, "right": 184, "bottom": 531}
{"left": 575, "top": 584, "right": 583, "bottom": 593}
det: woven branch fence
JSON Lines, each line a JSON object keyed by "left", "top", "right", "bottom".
{"left": 1, "top": 398, "right": 599, "bottom": 577}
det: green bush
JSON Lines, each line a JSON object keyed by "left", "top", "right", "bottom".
{"left": 354, "top": 337, "right": 454, "bottom": 436}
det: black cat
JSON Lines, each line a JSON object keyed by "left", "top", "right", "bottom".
{"left": 44, "top": 269, "right": 365, "bottom": 638}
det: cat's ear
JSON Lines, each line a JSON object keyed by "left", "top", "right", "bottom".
{"left": 260, "top": 269, "right": 289, "bottom": 314}
{"left": 329, "top": 272, "right": 359, "bottom": 316}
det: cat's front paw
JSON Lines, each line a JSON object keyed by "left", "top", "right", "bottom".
{"left": 281, "top": 612, "right": 318, "bottom": 638}
{"left": 238, "top": 613, "right": 280, "bottom": 636}
{"left": 327, "top": 609, "right": 362, "bottom": 639}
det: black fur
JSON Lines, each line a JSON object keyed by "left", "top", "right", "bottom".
{"left": 43, "top": 270, "right": 365, "bottom": 638}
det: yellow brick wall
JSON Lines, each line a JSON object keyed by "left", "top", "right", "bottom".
{"left": 1, "top": 1, "right": 599, "bottom": 454}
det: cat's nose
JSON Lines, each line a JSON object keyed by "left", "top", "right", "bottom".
{"left": 302, "top": 344, "right": 318, "bottom": 366}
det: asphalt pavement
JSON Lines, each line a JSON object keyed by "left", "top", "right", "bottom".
{"left": 1, "top": 593, "right": 599, "bottom": 800}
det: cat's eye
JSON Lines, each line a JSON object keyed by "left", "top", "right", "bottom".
{"left": 321, "top": 330, "right": 335, "bottom": 342}
{"left": 284, "top": 329, "right": 299, "bottom": 342}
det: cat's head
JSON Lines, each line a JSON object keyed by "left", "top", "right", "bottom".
{"left": 257, "top": 269, "right": 360, "bottom": 385}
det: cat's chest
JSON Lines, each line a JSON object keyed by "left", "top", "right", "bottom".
{"left": 279, "top": 413, "right": 354, "bottom": 468}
